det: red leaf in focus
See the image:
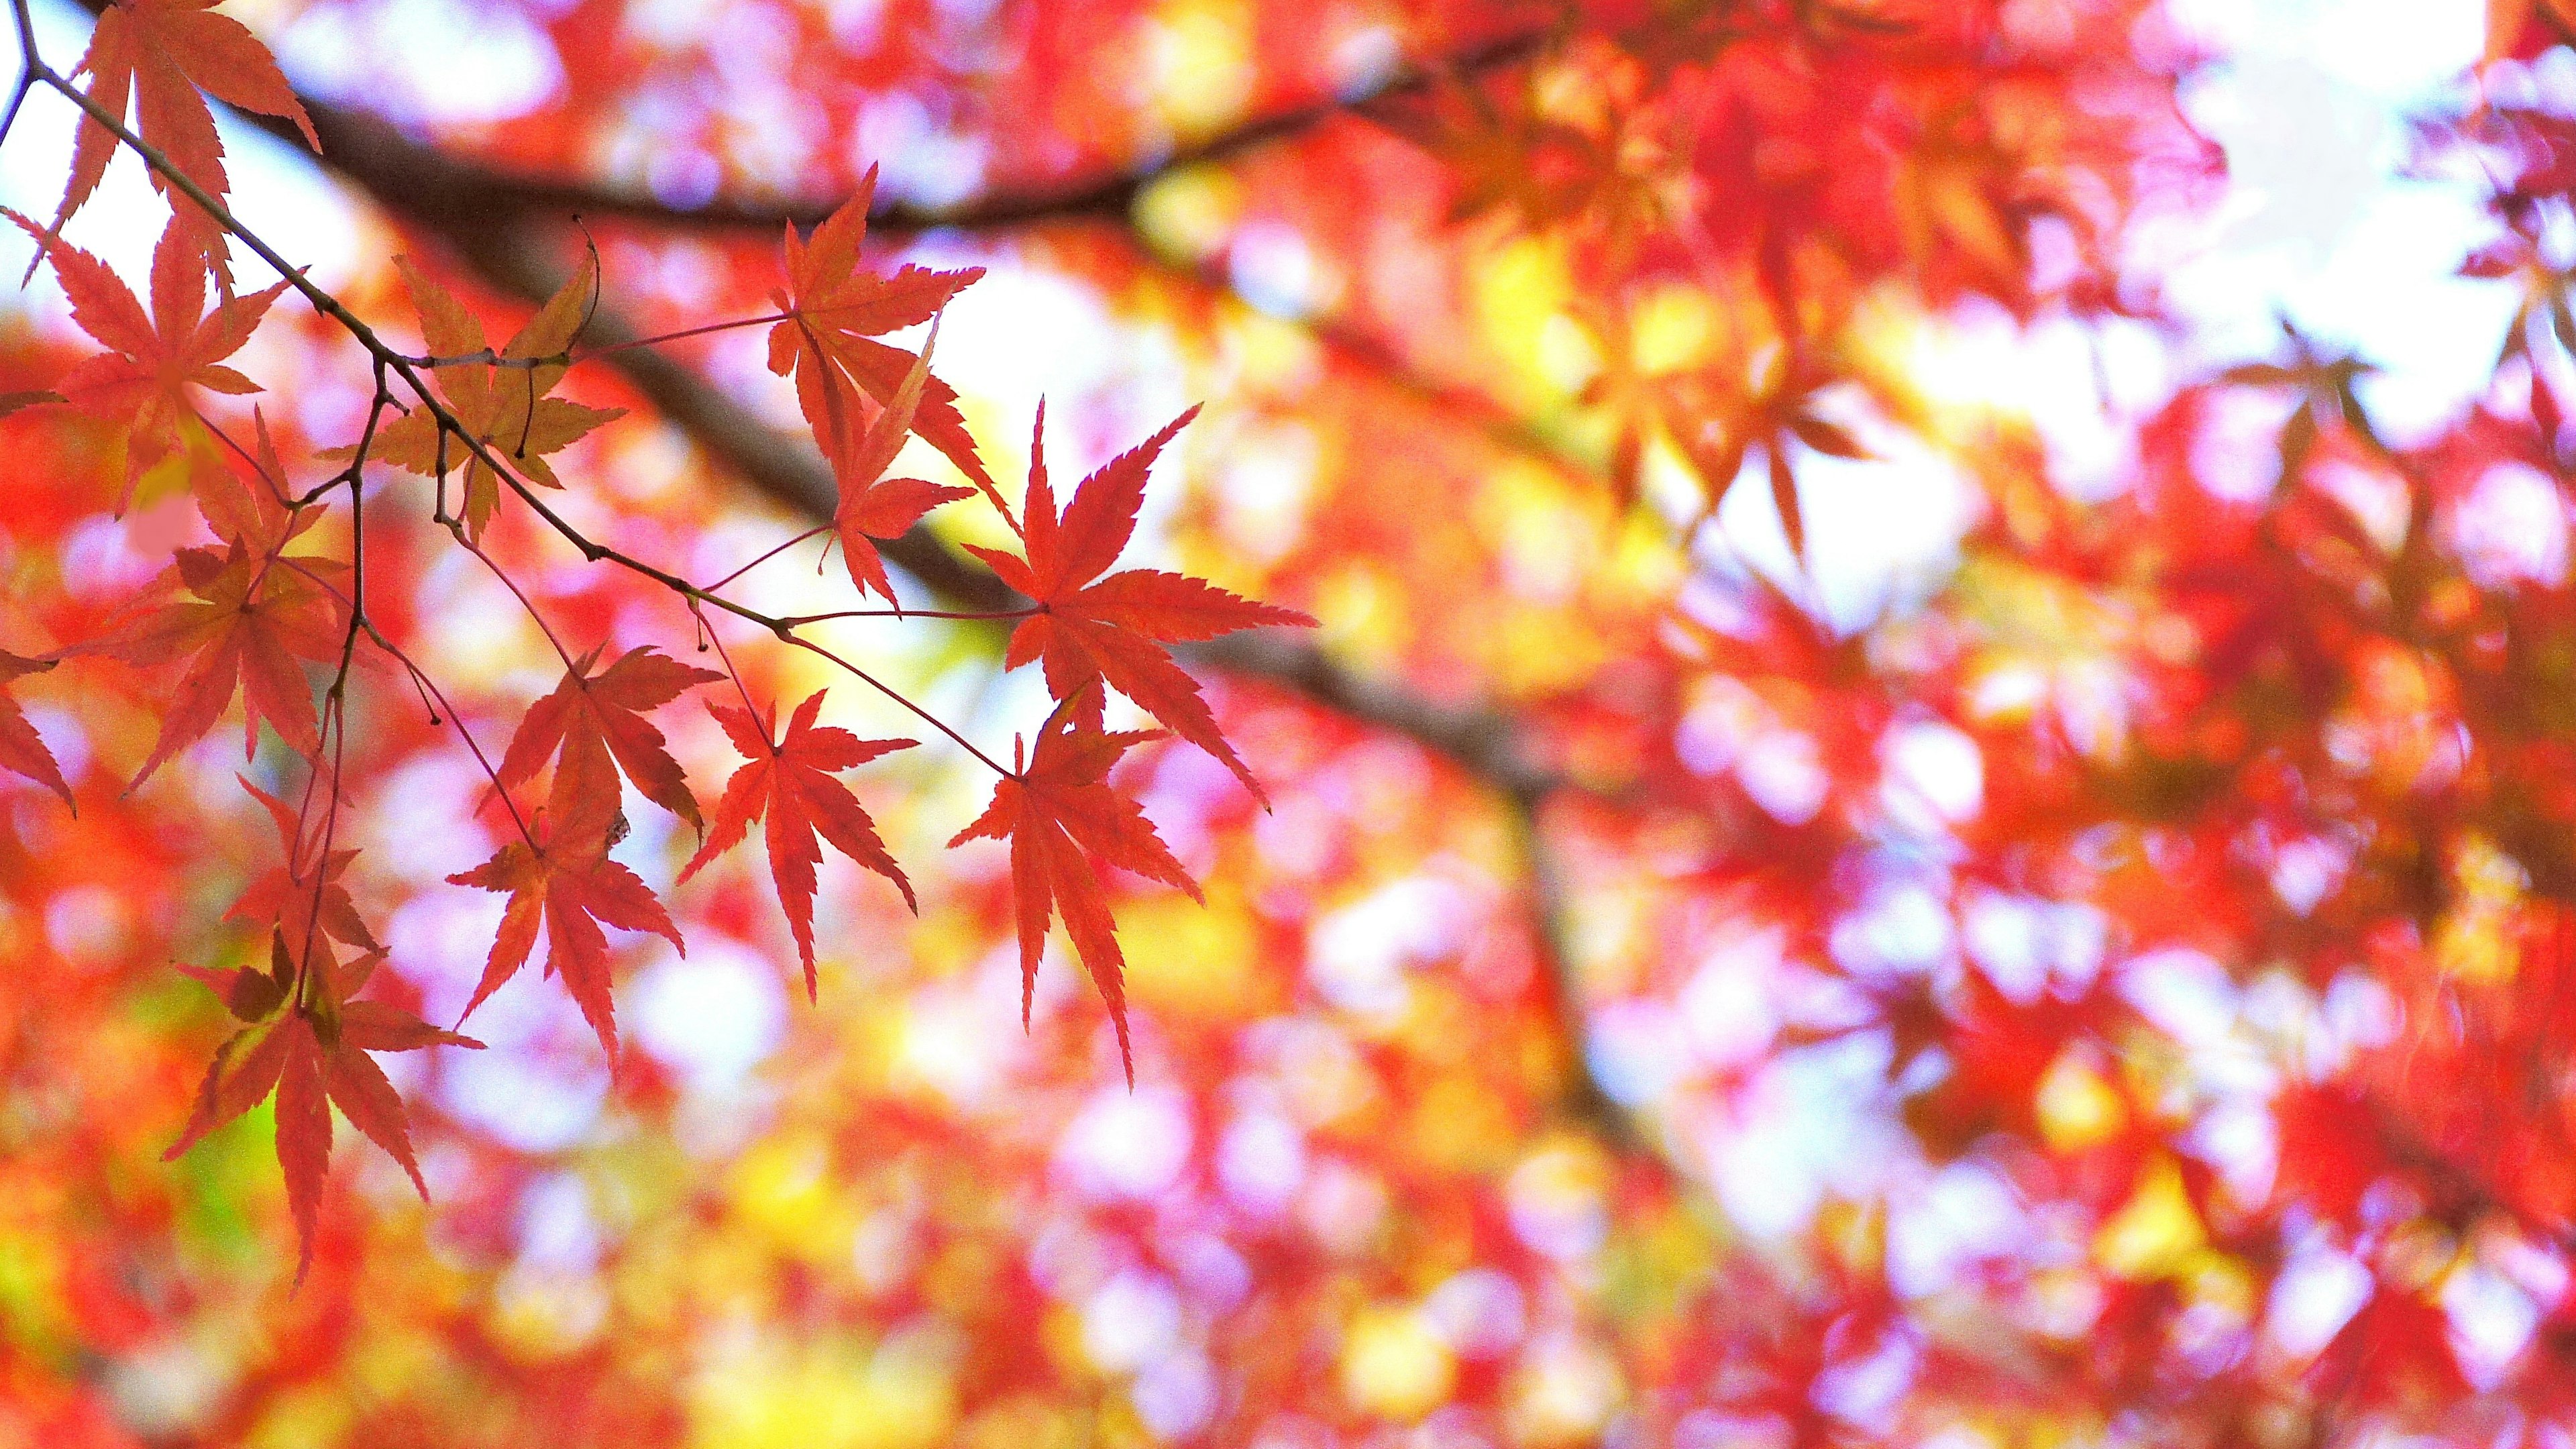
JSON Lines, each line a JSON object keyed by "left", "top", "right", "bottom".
{"left": 948, "top": 685, "right": 1199, "bottom": 1082}
{"left": 8, "top": 210, "right": 286, "bottom": 504}
{"left": 0, "top": 649, "right": 72, "bottom": 809}
{"left": 225, "top": 775, "right": 378, "bottom": 954}
{"left": 679, "top": 690, "right": 915, "bottom": 999}
{"left": 827, "top": 312, "right": 973, "bottom": 606}
{"left": 349, "top": 253, "right": 623, "bottom": 541}
{"left": 52, "top": 0, "right": 320, "bottom": 280}
{"left": 95, "top": 537, "right": 347, "bottom": 787}
{"left": 767, "top": 172, "right": 994, "bottom": 508}
{"left": 449, "top": 732, "right": 684, "bottom": 1061}
{"left": 967, "top": 405, "right": 1316, "bottom": 804}
{"left": 166, "top": 930, "right": 479, "bottom": 1286}
{"left": 493, "top": 644, "right": 723, "bottom": 833}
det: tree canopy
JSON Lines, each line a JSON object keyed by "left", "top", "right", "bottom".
{"left": 1, "top": 0, "right": 2571, "bottom": 1446}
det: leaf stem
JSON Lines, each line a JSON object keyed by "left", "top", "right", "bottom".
{"left": 780, "top": 605, "right": 1039, "bottom": 625}
{"left": 785, "top": 634, "right": 1012, "bottom": 777}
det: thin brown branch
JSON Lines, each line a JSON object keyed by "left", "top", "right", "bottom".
{"left": 66, "top": 0, "right": 1583, "bottom": 486}
{"left": 437, "top": 218, "right": 1658, "bottom": 1171}
{"left": 212, "top": 23, "right": 1553, "bottom": 237}
{"left": 451, "top": 215, "right": 1589, "bottom": 796}
{"left": 43, "top": 0, "right": 1659, "bottom": 1169}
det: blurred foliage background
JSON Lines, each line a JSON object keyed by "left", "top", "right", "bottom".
{"left": 7, "top": 0, "right": 2576, "bottom": 1446}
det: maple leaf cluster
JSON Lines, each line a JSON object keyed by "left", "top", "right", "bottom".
{"left": 0, "top": 0, "right": 1313, "bottom": 1277}
{"left": 20, "top": 0, "right": 2576, "bottom": 1445}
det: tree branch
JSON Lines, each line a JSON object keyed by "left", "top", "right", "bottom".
{"left": 226, "top": 25, "right": 1591, "bottom": 486}
{"left": 241, "top": 23, "right": 1550, "bottom": 237}
{"left": 427, "top": 215, "right": 1663, "bottom": 1171}
{"left": 45, "top": 0, "right": 1662, "bottom": 1169}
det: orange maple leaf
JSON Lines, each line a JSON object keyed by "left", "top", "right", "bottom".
{"left": 166, "top": 930, "right": 480, "bottom": 1286}
{"left": 54, "top": 0, "right": 321, "bottom": 281}
{"left": 225, "top": 775, "right": 378, "bottom": 955}
{"left": 967, "top": 404, "right": 1316, "bottom": 803}
{"left": 0, "top": 649, "right": 73, "bottom": 809}
{"left": 192, "top": 404, "right": 305, "bottom": 550}
{"left": 1591, "top": 335, "right": 1872, "bottom": 556}
{"left": 826, "top": 312, "right": 971, "bottom": 606}
{"left": 492, "top": 644, "right": 723, "bottom": 833}
{"left": 766, "top": 170, "right": 995, "bottom": 509}
{"left": 948, "top": 686, "right": 1199, "bottom": 1082}
{"left": 678, "top": 690, "right": 915, "bottom": 1000}
{"left": 9, "top": 210, "right": 285, "bottom": 505}
{"left": 448, "top": 731, "right": 684, "bottom": 1061}
{"left": 350, "top": 253, "right": 622, "bottom": 541}
{"left": 96, "top": 535, "right": 347, "bottom": 787}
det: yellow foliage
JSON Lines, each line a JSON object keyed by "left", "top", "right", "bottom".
{"left": 688, "top": 1338, "right": 957, "bottom": 1449}
{"left": 1340, "top": 1305, "right": 1456, "bottom": 1422}
{"left": 1118, "top": 885, "right": 1271, "bottom": 1021}
{"left": 729, "top": 1131, "right": 850, "bottom": 1263}
{"left": 2035, "top": 1051, "right": 2127, "bottom": 1152}
{"left": 2094, "top": 1157, "right": 2204, "bottom": 1279}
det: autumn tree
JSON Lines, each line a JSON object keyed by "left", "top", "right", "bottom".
{"left": 2, "top": 0, "right": 2572, "bottom": 1446}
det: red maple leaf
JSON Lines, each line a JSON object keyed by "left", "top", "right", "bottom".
{"left": 948, "top": 686, "right": 1199, "bottom": 1081}
{"left": 492, "top": 644, "right": 723, "bottom": 833}
{"left": 0, "top": 649, "right": 72, "bottom": 809}
{"left": 678, "top": 690, "right": 915, "bottom": 999}
{"left": 827, "top": 313, "right": 971, "bottom": 606}
{"left": 53, "top": 0, "right": 320, "bottom": 282}
{"left": 225, "top": 775, "right": 378, "bottom": 955}
{"left": 9, "top": 210, "right": 286, "bottom": 504}
{"left": 966, "top": 404, "right": 1316, "bottom": 803}
{"left": 166, "top": 930, "right": 480, "bottom": 1286}
{"left": 449, "top": 731, "right": 684, "bottom": 1061}
{"left": 193, "top": 403, "right": 303, "bottom": 550}
{"left": 96, "top": 534, "right": 348, "bottom": 786}
{"left": 766, "top": 170, "right": 996, "bottom": 508}
{"left": 347, "top": 253, "right": 623, "bottom": 541}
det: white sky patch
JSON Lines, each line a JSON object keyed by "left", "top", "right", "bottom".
{"left": 362, "top": 753, "right": 494, "bottom": 883}
{"left": 384, "top": 890, "right": 614, "bottom": 1152}
{"left": 2120, "top": 948, "right": 2241, "bottom": 1049}
{"left": 1880, "top": 719, "right": 1982, "bottom": 830}
{"left": 1909, "top": 304, "right": 2172, "bottom": 500}
{"left": 851, "top": 93, "right": 989, "bottom": 213}
{"left": 1081, "top": 1268, "right": 1183, "bottom": 1371}
{"left": 1585, "top": 998, "right": 1688, "bottom": 1107}
{"left": 1704, "top": 1033, "right": 1900, "bottom": 1240}
{"left": 627, "top": 938, "right": 786, "bottom": 1092}
{"left": 277, "top": 0, "right": 562, "bottom": 127}
{"left": 515, "top": 1170, "right": 601, "bottom": 1274}
{"left": 2266, "top": 1239, "right": 2371, "bottom": 1358}
{"left": 1228, "top": 219, "right": 1326, "bottom": 319}
{"left": 1886, "top": 1163, "right": 2025, "bottom": 1299}
{"left": 894, "top": 971, "right": 1027, "bottom": 1108}
{"left": 1829, "top": 884, "right": 1955, "bottom": 977}
{"left": 1705, "top": 421, "right": 1979, "bottom": 636}
{"left": 1216, "top": 1109, "right": 1305, "bottom": 1214}
{"left": 1963, "top": 892, "right": 2106, "bottom": 1003}
{"left": 2157, "top": 0, "right": 2513, "bottom": 440}
{"left": 1305, "top": 874, "right": 1468, "bottom": 1022}
{"left": 1058, "top": 1083, "right": 1194, "bottom": 1201}
{"left": 1, "top": 1, "right": 362, "bottom": 293}
{"left": 433, "top": 985, "right": 614, "bottom": 1154}
{"left": 2451, "top": 460, "right": 2571, "bottom": 588}
{"left": 1424, "top": 1267, "right": 1526, "bottom": 1357}
{"left": 1681, "top": 930, "right": 1782, "bottom": 1069}
{"left": 1132, "top": 1350, "right": 1218, "bottom": 1439}
{"left": 2445, "top": 1261, "right": 2540, "bottom": 1388}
